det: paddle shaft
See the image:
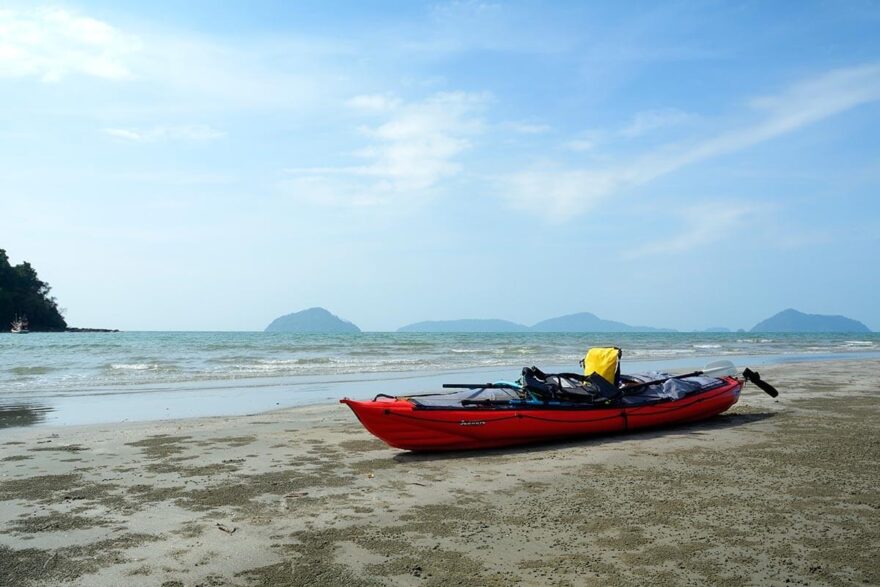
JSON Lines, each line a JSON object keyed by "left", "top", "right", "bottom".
{"left": 445, "top": 364, "right": 734, "bottom": 393}
{"left": 441, "top": 363, "right": 779, "bottom": 398}
{"left": 442, "top": 383, "right": 520, "bottom": 389}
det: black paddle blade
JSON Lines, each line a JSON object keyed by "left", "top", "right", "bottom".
{"left": 742, "top": 368, "right": 779, "bottom": 398}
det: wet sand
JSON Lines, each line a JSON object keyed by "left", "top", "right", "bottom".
{"left": 1, "top": 360, "right": 878, "bottom": 586}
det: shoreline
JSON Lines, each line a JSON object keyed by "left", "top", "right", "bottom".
{"left": 1, "top": 359, "right": 877, "bottom": 585}
{"left": 2, "top": 351, "right": 880, "bottom": 429}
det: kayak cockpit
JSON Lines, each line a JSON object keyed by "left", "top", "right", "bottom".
{"left": 391, "top": 370, "right": 727, "bottom": 410}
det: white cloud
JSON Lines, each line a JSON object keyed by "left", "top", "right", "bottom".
{"left": 0, "top": 6, "right": 351, "bottom": 114}
{"left": 102, "top": 124, "right": 226, "bottom": 143}
{"left": 283, "top": 91, "right": 489, "bottom": 204}
{"left": 564, "top": 138, "right": 596, "bottom": 152}
{"left": 504, "top": 165, "right": 617, "bottom": 218}
{"left": 0, "top": 7, "right": 139, "bottom": 82}
{"left": 560, "top": 109, "right": 692, "bottom": 154}
{"left": 133, "top": 36, "right": 340, "bottom": 113}
{"left": 505, "top": 64, "right": 880, "bottom": 219}
{"left": 346, "top": 94, "right": 402, "bottom": 113}
{"left": 623, "top": 202, "right": 757, "bottom": 258}
{"left": 619, "top": 108, "right": 693, "bottom": 138}
{"left": 431, "top": 1, "right": 503, "bottom": 18}
{"left": 502, "top": 121, "right": 552, "bottom": 134}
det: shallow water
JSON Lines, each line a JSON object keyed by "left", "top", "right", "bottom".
{"left": 1, "top": 331, "right": 878, "bottom": 426}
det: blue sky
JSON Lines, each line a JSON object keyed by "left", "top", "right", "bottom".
{"left": 1, "top": 1, "right": 879, "bottom": 331}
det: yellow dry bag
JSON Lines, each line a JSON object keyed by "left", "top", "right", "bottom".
{"left": 581, "top": 347, "right": 621, "bottom": 386}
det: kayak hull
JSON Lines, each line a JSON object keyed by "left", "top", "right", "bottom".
{"left": 341, "top": 377, "right": 741, "bottom": 451}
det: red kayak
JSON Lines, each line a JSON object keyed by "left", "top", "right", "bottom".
{"left": 341, "top": 376, "right": 742, "bottom": 451}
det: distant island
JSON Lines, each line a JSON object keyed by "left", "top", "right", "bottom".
{"left": 398, "top": 319, "right": 529, "bottom": 333}
{"left": 750, "top": 309, "right": 871, "bottom": 333}
{"left": 530, "top": 312, "right": 675, "bottom": 333}
{"left": 398, "top": 312, "right": 675, "bottom": 333}
{"left": 395, "top": 309, "right": 872, "bottom": 333}
{"left": 265, "top": 307, "right": 361, "bottom": 333}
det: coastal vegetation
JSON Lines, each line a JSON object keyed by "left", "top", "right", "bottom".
{"left": 0, "top": 249, "right": 66, "bottom": 332}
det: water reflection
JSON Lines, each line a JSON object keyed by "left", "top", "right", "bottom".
{"left": 0, "top": 403, "right": 52, "bottom": 428}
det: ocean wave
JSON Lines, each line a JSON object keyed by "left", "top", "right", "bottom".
{"left": 110, "top": 363, "right": 159, "bottom": 371}
{"left": 3, "top": 332, "right": 878, "bottom": 395}
{"left": 257, "top": 357, "right": 333, "bottom": 366}
{"left": 108, "top": 363, "right": 180, "bottom": 372}
{"left": 7, "top": 365, "right": 58, "bottom": 376}
{"left": 629, "top": 349, "right": 696, "bottom": 357}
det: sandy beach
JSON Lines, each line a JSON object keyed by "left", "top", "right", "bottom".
{"left": 1, "top": 359, "right": 878, "bottom": 586}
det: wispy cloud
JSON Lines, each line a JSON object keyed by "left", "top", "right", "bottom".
{"left": 102, "top": 125, "right": 226, "bottom": 143}
{"left": 564, "top": 139, "right": 596, "bottom": 152}
{"left": 0, "top": 6, "right": 353, "bottom": 115}
{"left": 619, "top": 108, "right": 694, "bottom": 138}
{"left": 346, "top": 94, "right": 402, "bottom": 113}
{"left": 560, "top": 109, "right": 692, "bottom": 153}
{"left": 502, "top": 121, "right": 552, "bottom": 134}
{"left": 504, "top": 165, "right": 615, "bottom": 218}
{"left": 0, "top": 7, "right": 139, "bottom": 82}
{"left": 503, "top": 64, "right": 880, "bottom": 219}
{"left": 133, "top": 36, "right": 346, "bottom": 113}
{"left": 623, "top": 202, "right": 758, "bottom": 258}
{"left": 282, "top": 91, "right": 489, "bottom": 205}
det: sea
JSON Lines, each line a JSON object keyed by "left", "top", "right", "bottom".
{"left": 2, "top": 331, "right": 879, "bottom": 427}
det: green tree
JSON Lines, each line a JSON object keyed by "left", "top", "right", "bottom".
{"left": 0, "top": 249, "right": 67, "bottom": 331}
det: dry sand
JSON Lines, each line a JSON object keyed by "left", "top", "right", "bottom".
{"left": 1, "top": 360, "right": 878, "bottom": 586}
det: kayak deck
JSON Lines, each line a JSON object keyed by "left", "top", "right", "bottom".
{"left": 341, "top": 376, "right": 741, "bottom": 451}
